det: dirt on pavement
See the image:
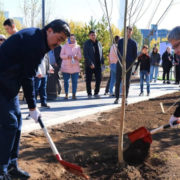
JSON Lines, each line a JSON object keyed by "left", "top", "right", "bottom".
{"left": 19, "top": 91, "right": 180, "bottom": 180}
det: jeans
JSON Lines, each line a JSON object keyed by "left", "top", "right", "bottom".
{"left": 150, "top": 65, "right": 159, "bottom": 82}
{"left": 85, "top": 67, "right": 101, "bottom": 95}
{"left": 109, "top": 64, "right": 116, "bottom": 94}
{"left": 140, "top": 70, "right": 150, "bottom": 94}
{"left": 35, "top": 76, "right": 48, "bottom": 105}
{"left": 63, "top": 72, "right": 79, "bottom": 94}
{"left": 0, "top": 94, "right": 22, "bottom": 173}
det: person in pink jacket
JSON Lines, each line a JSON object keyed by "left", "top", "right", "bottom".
{"left": 109, "top": 35, "right": 120, "bottom": 96}
{"left": 60, "top": 34, "right": 82, "bottom": 99}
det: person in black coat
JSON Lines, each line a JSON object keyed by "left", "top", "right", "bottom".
{"left": 83, "top": 30, "right": 104, "bottom": 98}
{"left": 162, "top": 47, "right": 173, "bottom": 84}
{"left": 114, "top": 27, "right": 137, "bottom": 104}
{"left": 0, "top": 19, "right": 70, "bottom": 179}
{"left": 134, "top": 45, "right": 150, "bottom": 96}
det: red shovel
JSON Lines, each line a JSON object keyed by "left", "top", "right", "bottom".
{"left": 124, "top": 120, "right": 180, "bottom": 165}
{"left": 38, "top": 117, "right": 89, "bottom": 179}
{"left": 128, "top": 120, "right": 180, "bottom": 143}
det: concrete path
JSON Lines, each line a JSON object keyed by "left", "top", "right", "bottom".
{"left": 21, "top": 81, "right": 180, "bottom": 133}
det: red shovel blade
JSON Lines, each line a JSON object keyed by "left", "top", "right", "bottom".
{"left": 56, "top": 154, "right": 89, "bottom": 179}
{"left": 128, "top": 127, "right": 152, "bottom": 143}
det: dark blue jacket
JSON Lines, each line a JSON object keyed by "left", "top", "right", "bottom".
{"left": 118, "top": 38, "right": 137, "bottom": 68}
{"left": 83, "top": 39, "right": 104, "bottom": 67}
{"left": 0, "top": 28, "right": 50, "bottom": 109}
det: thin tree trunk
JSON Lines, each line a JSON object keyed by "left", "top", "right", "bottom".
{"left": 118, "top": 0, "right": 128, "bottom": 163}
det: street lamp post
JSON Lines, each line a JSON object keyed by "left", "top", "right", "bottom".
{"left": 42, "top": 0, "right": 45, "bottom": 28}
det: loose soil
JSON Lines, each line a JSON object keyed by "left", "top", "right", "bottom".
{"left": 19, "top": 91, "right": 180, "bottom": 180}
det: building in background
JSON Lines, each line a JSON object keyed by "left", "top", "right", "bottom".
{"left": 4, "top": 11, "right": 9, "bottom": 18}
{"left": 14, "top": 17, "right": 23, "bottom": 24}
{"left": 140, "top": 24, "right": 169, "bottom": 44}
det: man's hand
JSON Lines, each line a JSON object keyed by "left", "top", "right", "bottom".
{"left": 74, "top": 55, "right": 78, "bottom": 60}
{"left": 169, "top": 115, "right": 180, "bottom": 127}
{"left": 90, "top": 64, "right": 95, "bottom": 69}
{"left": 29, "top": 108, "right": 41, "bottom": 123}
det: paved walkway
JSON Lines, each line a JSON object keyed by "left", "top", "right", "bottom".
{"left": 21, "top": 81, "right": 180, "bottom": 133}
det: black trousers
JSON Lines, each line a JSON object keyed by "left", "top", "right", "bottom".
{"left": 85, "top": 67, "right": 101, "bottom": 95}
{"left": 163, "top": 67, "right": 171, "bottom": 81}
{"left": 115, "top": 63, "right": 132, "bottom": 99}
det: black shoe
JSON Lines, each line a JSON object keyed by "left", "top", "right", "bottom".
{"left": 167, "top": 81, "right": 171, "bottom": 84}
{"left": 139, "top": 92, "right": 144, "bottom": 96}
{"left": 88, "top": 94, "right": 92, "bottom": 99}
{"left": 125, "top": 99, "right": 128, "bottom": 106}
{"left": 25, "top": 114, "right": 31, "bottom": 120}
{"left": 0, "top": 173, "right": 11, "bottom": 180}
{"left": 8, "top": 165, "right": 30, "bottom": 179}
{"left": 114, "top": 98, "right": 119, "bottom": 104}
{"left": 163, "top": 80, "right": 166, "bottom": 84}
{"left": 94, "top": 94, "right": 100, "bottom": 99}
{"left": 41, "top": 103, "right": 50, "bottom": 108}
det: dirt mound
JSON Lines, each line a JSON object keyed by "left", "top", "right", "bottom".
{"left": 19, "top": 92, "right": 180, "bottom": 179}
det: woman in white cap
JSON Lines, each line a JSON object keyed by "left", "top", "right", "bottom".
{"left": 0, "top": 34, "right": 6, "bottom": 46}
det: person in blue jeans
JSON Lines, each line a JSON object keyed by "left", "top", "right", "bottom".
{"left": 60, "top": 34, "right": 82, "bottom": 99}
{"left": 35, "top": 54, "right": 54, "bottom": 108}
{"left": 62, "top": 73, "right": 79, "bottom": 98}
{"left": 134, "top": 45, "right": 150, "bottom": 96}
{"left": 150, "top": 47, "right": 161, "bottom": 82}
{"left": 109, "top": 36, "right": 120, "bottom": 96}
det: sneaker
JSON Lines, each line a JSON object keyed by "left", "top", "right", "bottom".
{"left": 25, "top": 114, "right": 31, "bottom": 120}
{"left": 114, "top": 98, "right": 119, "bottom": 104}
{"left": 163, "top": 81, "right": 166, "bottom": 84}
{"left": 147, "top": 93, "right": 150, "bottom": 96}
{"left": 88, "top": 94, "right": 92, "bottom": 99}
{"left": 167, "top": 81, "right": 171, "bottom": 84}
{"left": 139, "top": 92, "right": 144, "bottom": 96}
{"left": 64, "top": 94, "right": 68, "bottom": 100}
{"left": 94, "top": 94, "right": 100, "bottom": 99}
{"left": 8, "top": 165, "right": 30, "bottom": 179}
{"left": 125, "top": 99, "right": 128, "bottom": 106}
{"left": 41, "top": 103, "right": 50, "bottom": 108}
{"left": 72, "top": 94, "right": 77, "bottom": 100}
{"left": 110, "top": 94, "right": 115, "bottom": 97}
{"left": 0, "top": 173, "right": 11, "bottom": 180}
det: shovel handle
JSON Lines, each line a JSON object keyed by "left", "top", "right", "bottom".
{"left": 38, "top": 117, "right": 62, "bottom": 159}
{"left": 150, "top": 120, "right": 180, "bottom": 135}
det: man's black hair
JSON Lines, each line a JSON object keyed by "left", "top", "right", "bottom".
{"left": 114, "top": 35, "right": 120, "bottom": 44}
{"left": 3, "top": 18, "right": 15, "bottom": 27}
{"left": 89, "top": 30, "right": 95, "bottom": 35}
{"left": 44, "top": 19, "right": 70, "bottom": 37}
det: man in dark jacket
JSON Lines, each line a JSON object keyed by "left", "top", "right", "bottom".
{"left": 168, "top": 26, "right": 180, "bottom": 126}
{"left": 83, "top": 30, "right": 104, "bottom": 98}
{"left": 0, "top": 19, "right": 70, "bottom": 180}
{"left": 114, "top": 27, "right": 137, "bottom": 104}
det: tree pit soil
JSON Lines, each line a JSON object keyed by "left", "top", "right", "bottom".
{"left": 19, "top": 91, "right": 180, "bottom": 179}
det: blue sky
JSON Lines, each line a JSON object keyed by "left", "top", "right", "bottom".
{"left": 1, "top": 0, "right": 180, "bottom": 30}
